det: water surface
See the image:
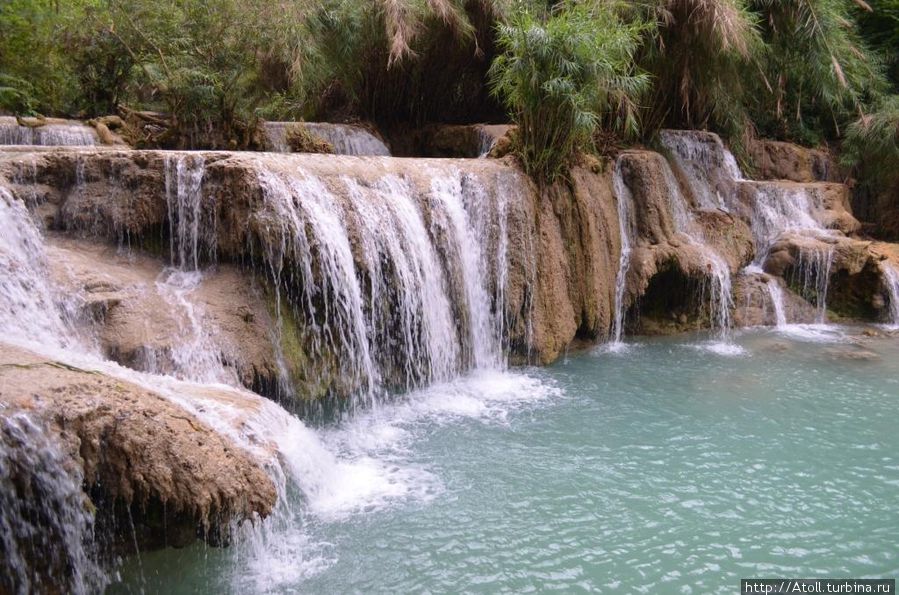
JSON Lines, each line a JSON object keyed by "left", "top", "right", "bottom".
{"left": 114, "top": 328, "right": 899, "bottom": 594}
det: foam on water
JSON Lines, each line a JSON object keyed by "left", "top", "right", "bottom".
{"left": 692, "top": 340, "right": 749, "bottom": 356}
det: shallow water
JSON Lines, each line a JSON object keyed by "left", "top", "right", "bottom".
{"left": 112, "top": 328, "right": 899, "bottom": 594}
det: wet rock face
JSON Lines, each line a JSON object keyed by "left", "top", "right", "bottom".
{"left": 732, "top": 272, "right": 818, "bottom": 327}
{"left": 0, "top": 149, "right": 619, "bottom": 382}
{"left": 615, "top": 150, "right": 753, "bottom": 334}
{"left": 0, "top": 343, "right": 277, "bottom": 570}
{"left": 528, "top": 164, "right": 620, "bottom": 362}
{"left": 45, "top": 236, "right": 281, "bottom": 391}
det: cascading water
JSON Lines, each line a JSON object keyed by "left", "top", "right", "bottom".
{"left": 0, "top": 117, "right": 98, "bottom": 146}
{"left": 659, "top": 129, "right": 742, "bottom": 211}
{"left": 263, "top": 122, "right": 390, "bottom": 156}
{"left": 0, "top": 187, "right": 77, "bottom": 350}
{"left": 660, "top": 129, "right": 839, "bottom": 329}
{"left": 255, "top": 157, "right": 516, "bottom": 403}
{"left": 882, "top": 263, "right": 899, "bottom": 327}
{"left": 0, "top": 148, "right": 549, "bottom": 592}
{"left": 165, "top": 154, "right": 216, "bottom": 269}
{"left": 610, "top": 159, "right": 635, "bottom": 347}
{"left": 0, "top": 167, "right": 434, "bottom": 591}
{"left": 477, "top": 129, "right": 497, "bottom": 157}
{"left": 795, "top": 245, "right": 835, "bottom": 323}
{"left": 0, "top": 413, "right": 107, "bottom": 595}
{"left": 659, "top": 161, "right": 735, "bottom": 338}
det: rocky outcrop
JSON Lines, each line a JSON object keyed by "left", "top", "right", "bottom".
{"left": 0, "top": 343, "right": 277, "bottom": 557}
{"left": 0, "top": 148, "right": 618, "bottom": 382}
{"left": 761, "top": 232, "right": 888, "bottom": 320}
{"left": 748, "top": 139, "right": 839, "bottom": 183}
{"left": 45, "top": 236, "right": 281, "bottom": 391}
{"left": 528, "top": 162, "right": 620, "bottom": 361}
{"left": 616, "top": 150, "right": 753, "bottom": 333}
{"left": 732, "top": 272, "right": 818, "bottom": 326}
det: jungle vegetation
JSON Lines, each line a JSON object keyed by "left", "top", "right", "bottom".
{"left": 0, "top": 0, "right": 897, "bottom": 182}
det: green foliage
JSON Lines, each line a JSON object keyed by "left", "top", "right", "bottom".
{"left": 489, "top": 1, "right": 648, "bottom": 182}
{"left": 842, "top": 95, "right": 899, "bottom": 187}
{"left": 747, "top": 0, "right": 885, "bottom": 143}
{"left": 306, "top": 0, "right": 506, "bottom": 126}
{"left": 95, "top": 0, "right": 316, "bottom": 147}
{"left": 857, "top": 0, "right": 899, "bottom": 90}
{"left": 640, "top": 0, "right": 761, "bottom": 139}
{"left": 0, "top": 0, "right": 85, "bottom": 114}
{"left": 0, "top": 74, "right": 37, "bottom": 115}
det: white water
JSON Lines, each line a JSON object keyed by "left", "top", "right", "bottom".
{"left": 264, "top": 122, "right": 390, "bottom": 156}
{"left": 0, "top": 413, "right": 107, "bottom": 595}
{"left": 882, "top": 263, "right": 899, "bottom": 327}
{"left": 659, "top": 160, "right": 735, "bottom": 339}
{"left": 659, "top": 129, "right": 742, "bottom": 211}
{"left": 255, "top": 158, "right": 518, "bottom": 401}
{"left": 796, "top": 244, "right": 835, "bottom": 323}
{"left": 610, "top": 159, "right": 635, "bottom": 347}
{"left": 477, "top": 128, "right": 497, "bottom": 157}
{"left": 0, "top": 162, "right": 555, "bottom": 592}
{"left": 0, "top": 117, "right": 97, "bottom": 146}
{"left": 0, "top": 188, "right": 76, "bottom": 349}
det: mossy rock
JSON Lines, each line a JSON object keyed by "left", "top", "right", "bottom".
{"left": 285, "top": 124, "right": 334, "bottom": 154}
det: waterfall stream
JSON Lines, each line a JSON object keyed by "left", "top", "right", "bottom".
{"left": 659, "top": 160, "right": 735, "bottom": 338}
{"left": 264, "top": 122, "right": 390, "bottom": 156}
{"left": 254, "top": 157, "right": 518, "bottom": 402}
{"left": 0, "top": 117, "right": 98, "bottom": 146}
{"left": 0, "top": 151, "right": 538, "bottom": 591}
{"left": 882, "top": 263, "right": 899, "bottom": 327}
{"left": 0, "top": 413, "right": 107, "bottom": 595}
{"left": 610, "top": 159, "right": 635, "bottom": 347}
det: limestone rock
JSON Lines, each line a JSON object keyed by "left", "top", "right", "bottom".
{"left": 0, "top": 342, "right": 277, "bottom": 552}
{"left": 748, "top": 139, "right": 839, "bottom": 183}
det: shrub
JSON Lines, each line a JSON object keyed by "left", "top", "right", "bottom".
{"left": 285, "top": 124, "right": 335, "bottom": 153}
{"left": 639, "top": 0, "right": 761, "bottom": 139}
{"left": 747, "top": 0, "right": 885, "bottom": 143}
{"left": 488, "top": 1, "right": 648, "bottom": 182}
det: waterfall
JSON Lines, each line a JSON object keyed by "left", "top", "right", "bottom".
{"left": 659, "top": 162, "right": 735, "bottom": 337}
{"left": 880, "top": 263, "right": 899, "bottom": 327}
{"left": 0, "top": 187, "right": 76, "bottom": 350}
{"left": 795, "top": 245, "right": 835, "bottom": 323}
{"left": 610, "top": 159, "right": 635, "bottom": 346}
{"left": 659, "top": 129, "right": 742, "bottom": 211}
{"left": 255, "top": 158, "right": 515, "bottom": 402}
{"left": 767, "top": 279, "right": 789, "bottom": 326}
{"left": 264, "top": 122, "right": 390, "bottom": 156}
{"left": 0, "top": 117, "right": 97, "bottom": 146}
{"left": 477, "top": 128, "right": 497, "bottom": 157}
{"left": 748, "top": 185, "right": 828, "bottom": 266}
{"left": 165, "top": 154, "right": 216, "bottom": 269}
{"left": 0, "top": 413, "right": 107, "bottom": 595}
{"left": 660, "top": 129, "right": 839, "bottom": 329}
{"left": 0, "top": 174, "right": 444, "bottom": 589}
